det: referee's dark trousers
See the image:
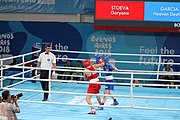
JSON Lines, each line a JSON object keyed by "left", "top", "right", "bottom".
{"left": 40, "top": 70, "right": 50, "bottom": 100}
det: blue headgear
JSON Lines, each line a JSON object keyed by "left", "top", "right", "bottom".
{"left": 95, "top": 54, "right": 102, "bottom": 64}
{"left": 103, "top": 55, "right": 109, "bottom": 65}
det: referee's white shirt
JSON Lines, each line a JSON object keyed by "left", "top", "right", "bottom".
{"left": 37, "top": 52, "right": 56, "bottom": 68}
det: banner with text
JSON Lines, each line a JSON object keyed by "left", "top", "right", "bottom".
{"left": 145, "top": 2, "right": 180, "bottom": 22}
{"left": 0, "top": 21, "right": 180, "bottom": 72}
{"left": 0, "top": 0, "right": 94, "bottom": 14}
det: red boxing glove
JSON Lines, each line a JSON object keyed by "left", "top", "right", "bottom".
{"left": 98, "top": 58, "right": 104, "bottom": 64}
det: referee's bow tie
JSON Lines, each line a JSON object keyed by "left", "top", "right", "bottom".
{"left": 45, "top": 52, "right": 49, "bottom": 55}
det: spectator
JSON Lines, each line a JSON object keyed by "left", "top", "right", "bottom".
{"left": 0, "top": 90, "right": 20, "bottom": 120}
{"left": 61, "top": 60, "right": 73, "bottom": 80}
{"left": 10, "top": 58, "right": 18, "bottom": 65}
{"left": 160, "top": 64, "right": 175, "bottom": 88}
{"left": 71, "top": 60, "right": 83, "bottom": 81}
{"left": 24, "top": 58, "right": 32, "bottom": 67}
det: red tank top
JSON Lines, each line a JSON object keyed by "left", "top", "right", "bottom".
{"left": 85, "top": 65, "right": 98, "bottom": 81}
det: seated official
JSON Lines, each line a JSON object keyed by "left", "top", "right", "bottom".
{"left": 61, "top": 60, "right": 73, "bottom": 80}
{"left": 71, "top": 60, "right": 83, "bottom": 81}
{"left": 160, "top": 64, "right": 175, "bottom": 88}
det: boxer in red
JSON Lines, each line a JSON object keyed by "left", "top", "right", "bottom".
{"left": 83, "top": 59, "right": 104, "bottom": 114}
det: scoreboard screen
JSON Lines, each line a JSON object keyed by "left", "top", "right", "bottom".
{"left": 94, "top": 0, "right": 180, "bottom": 32}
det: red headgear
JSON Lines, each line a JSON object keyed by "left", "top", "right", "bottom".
{"left": 83, "top": 59, "right": 90, "bottom": 67}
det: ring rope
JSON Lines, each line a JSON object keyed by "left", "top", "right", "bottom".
{"left": 3, "top": 66, "right": 180, "bottom": 85}
{"left": 3, "top": 65, "right": 180, "bottom": 76}
{"left": 2, "top": 65, "right": 180, "bottom": 84}
{"left": 3, "top": 87, "right": 180, "bottom": 100}
{"left": 3, "top": 76, "right": 180, "bottom": 88}
{"left": 56, "top": 57, "right": 180, "bottom": 65}
{"left": 0, "top": 50, "right": 40, "bottom": 61}
{"left": 1, "top": 58, "right": 38, "bottom": 71}
{"left": 52, "top": 49, "right": 180, "bottom": 57}
{"left": 15, "top": 100, "right": 180, "bottom": 111}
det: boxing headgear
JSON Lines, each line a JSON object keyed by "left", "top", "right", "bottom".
{"left": 95, "top": 54, "right": 102, "bottom": 64}
{"left": 83, "top": 59, "right": 90, "bottom": 67}
{"left": 103, "top": 56, "right": 109, "bottom": 65}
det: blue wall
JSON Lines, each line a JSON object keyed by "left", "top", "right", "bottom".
{"left": 0, "top": 21, "right": 180, "bottom": 72}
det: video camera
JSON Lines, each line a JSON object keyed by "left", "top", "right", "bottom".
{"left": 11, "top": 92, "right": 23, "bottom": 100}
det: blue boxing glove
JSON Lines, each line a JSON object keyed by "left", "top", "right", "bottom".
{"left": 103, "top": 55, "right": 109, "bottom": 65}
{"left": 95, "top": 54, "right": 102, "bottom": 64}
{"left": 106, "top": 63, "right": 114, "bottom": 71}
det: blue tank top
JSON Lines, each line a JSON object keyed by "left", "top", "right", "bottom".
{"left": 103, "top": 64, "right": 114, "bottom": 76}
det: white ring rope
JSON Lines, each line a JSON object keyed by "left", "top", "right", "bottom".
{"left": 4, "top": 70, "right": 180, "bottom": 84}
{"left": 2, "top": 65, "right": 180, "bottom": 76}
{"left": 56, "top": 57, "right": 180, "bottom": 65}
{"left": 0, "top": 58, "right": 38, "bottom": 71}
{"left": 56, "top": 66, "right": 161, "bottom": 73}
{"left": 8, "top": 75, "right": 39, "bottom": 88}
{"left": 3, "top": 76, "right": 180, "bottom": 88}
{"left": 14, "top": 100, "right": 180, "bottom": 111}
{"left": 2, "top": 76, "right": 131, "bottom": 86}
{"left": 52, "top": 49, "right": 180, "bottom": 66}
{"left": 3, "top": 87, "right": 180, "bottom": 100}
{"left": 52, "top": 49, "right": 180, "bottom": 57}
{"left": 2, "top": 65, "right": 180, "bottom": 85}
{"left": 0, "top": 50, "right": 41, "bottom": 61}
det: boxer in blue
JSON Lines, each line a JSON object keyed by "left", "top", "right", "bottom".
{"left": 96, "top": 55, "right": 119, "bottom": 110}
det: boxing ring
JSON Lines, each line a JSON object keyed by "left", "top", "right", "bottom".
{"left": 0, "top": 49, "right": 180, "bottom": 120}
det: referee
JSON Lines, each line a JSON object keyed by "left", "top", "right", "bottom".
{"left": 37, "top": 43, "right": 56, "bottom": 101}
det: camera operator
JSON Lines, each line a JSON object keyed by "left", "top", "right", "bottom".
{"left": 0, "top": 90, "right": 20, "bottom": 120}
